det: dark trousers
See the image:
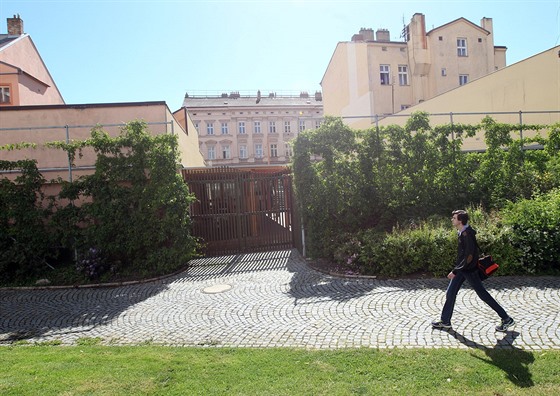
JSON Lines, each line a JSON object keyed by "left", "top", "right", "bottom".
{"left": 441, "top": 270, "right": 509, "bottom": 324}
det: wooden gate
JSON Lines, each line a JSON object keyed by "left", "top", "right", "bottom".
{"left": 182, "top": 167, "right": 299, "bottom": 256}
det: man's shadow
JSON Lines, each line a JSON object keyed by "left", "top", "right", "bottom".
{"left": 447, "top": 330, "right": 534, "bottom": 388}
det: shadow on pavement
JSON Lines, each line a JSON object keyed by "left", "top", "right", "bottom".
{"left": 0, "top": 282, "right": 169, "bottom": 344}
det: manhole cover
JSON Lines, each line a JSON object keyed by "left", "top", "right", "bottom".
{"left": 203, "top": 284, "right": 232, "bottom": 294}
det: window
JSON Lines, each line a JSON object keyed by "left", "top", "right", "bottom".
{"left": 315, "top": 120, "right": 322, "bottom": 129}
{"left": 206, "top": 122, "right": 214, "bottom": 135}
{"left": 459, "top": 74, "right": 469, "bottom": 85}
{"left": 401, "top": 105, "right": 410, "bottom": 110}
{"left": 207, "top": 146, "right": 215, "bottom": 160}
{"left": 269, "top": 121, "right": 276, "bottom": 133}
{"left": 285, "top": 143, "right": 293, "bottom": 157}
{"left": 255, "top": 144, "right": 263, "bottom": 158}
{"left": 270, "top": 144, "right": 278, "bottom": 157}
{"left": 1, "top": 86, "right": 11, "bottom": 104}
{"left": 457, "top": 38, "right": 467, "bottom": 56}
{"left": 239, "top": 145, "right": 248, "bottom": 159}
{"left": 380, "top": 65, "right": 390, "bottom": 85}
{"left": 398, "top": 65, "right": 408, "bottom": 86}
{"left": 441, "top": 68, "right": 447, "bottom": 77}
{"left": 221, "top": 122, "right": 228, "bottom": 135}
{"left": 439, "top": 36, "right": 443, "bottom": 41}
{"left": 284, "top": 121, "right": 291, "bottom": 133}
{"left": 238, "top": 121, "right": 246, "bottom": 134}
{"left": 222, "top": 145, "right": 230, "bottom": 159}
{"left": 254, "top": 121, "right": 261, "bottom": 133}
{"left": 194, "top": 122, "right": 199, "bottom": 132}
{"left": 299, "top": 120, "right": 306, "bottom": 132}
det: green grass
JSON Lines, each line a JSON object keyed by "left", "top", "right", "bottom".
{"left": 1, "top": 345, "right": 559, "bottom": 395}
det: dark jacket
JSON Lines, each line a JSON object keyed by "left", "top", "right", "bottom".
{"left": 452, "top": 225, "right": 479, "bottom": 274}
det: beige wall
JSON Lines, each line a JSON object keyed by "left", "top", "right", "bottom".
{"left": 376, "top": 46, "right": 560, "bottom": 150}
{"left": 0, "top": 102, "right": 205, "bottom": 180}
{"left": 322, "top": 13, "right": 507, "bottom": 131}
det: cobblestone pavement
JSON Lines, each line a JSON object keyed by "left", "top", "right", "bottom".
{"left": 1, "top": 250, "right": 559, "bottom": 350}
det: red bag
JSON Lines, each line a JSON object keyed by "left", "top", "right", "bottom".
{"left": 478, "top": 255, "right": 499, "bottom": 280}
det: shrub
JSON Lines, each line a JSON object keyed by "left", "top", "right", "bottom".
{"left": 501, "top": 188, "right": 560, "bottom": 274}
{"left": 0, "top": 160, "right": 58, "bottom": 281}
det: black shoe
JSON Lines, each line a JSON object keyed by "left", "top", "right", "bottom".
{"left": 432, "top": 320, "right": 452, "bottom": 330}
{"left": 496, "top": 317, "right": 515, "bottom": 332}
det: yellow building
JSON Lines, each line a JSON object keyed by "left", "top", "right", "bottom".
{"left": 321, "top": 13, "right": 506, "bottom": 129}
{"left": 183, "top": 91, "right": 324, "bottom": 167}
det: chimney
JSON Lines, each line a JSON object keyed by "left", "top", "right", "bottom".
{"left": 7, "top": 14, "right": 24, "bottom": 35}
{"left": 359, "top": 28, "right": 374, "bottom": 41}
{"left": 376, "top": 29, "right": 390, "bottom": 42}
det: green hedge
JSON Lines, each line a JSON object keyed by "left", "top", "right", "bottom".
{"left": 292, "top": 113, "right": 560, "bottom": 276}
{"left": 0, "top": 121, "right": 199, "bottom": 285}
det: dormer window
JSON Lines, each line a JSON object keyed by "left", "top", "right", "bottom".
{"left": 0, "top": 86, "right": 11, "bottom": 104}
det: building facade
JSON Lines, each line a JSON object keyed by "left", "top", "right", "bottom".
{"left": 0, "top": 15, "right": 65, "bottom": 106}
{"left": 321, "top": 13, "right": 507, "bottom": 129}
{"left": 183, "top": 91, "right": 324, "bottom": 167}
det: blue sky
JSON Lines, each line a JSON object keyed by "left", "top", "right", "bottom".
{"left": 1, "top": 0, "right": 559, "bottom": 111}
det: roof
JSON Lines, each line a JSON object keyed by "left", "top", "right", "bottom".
{"left": 183, "top": 94, "right": 323, "bottom": 109}
{"left": 427, "top": 17, "right": 490, "bottom": 36}
{"left": 0, "top": 34, "right": 24, "bottom": 51}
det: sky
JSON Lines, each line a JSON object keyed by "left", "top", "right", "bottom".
{"left": 1, "top": 0, "right": 559, "bottom": 111}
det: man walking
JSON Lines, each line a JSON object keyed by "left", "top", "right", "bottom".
{"left": 432, "top": 210, "right": 515, "bottom": 332}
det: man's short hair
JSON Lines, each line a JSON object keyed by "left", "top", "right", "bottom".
{"left": 452, "top": 210, "right": 469, "bottom": 225}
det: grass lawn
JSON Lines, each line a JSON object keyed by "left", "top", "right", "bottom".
{"left": 1, "top": 343, "right": 559, "bottom": 395}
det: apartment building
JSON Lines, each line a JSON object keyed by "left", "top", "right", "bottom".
{"left": 321, "top": 13, "right": 507, "bottom": 129}
{"left": 183, "top": 91, "right": 324, "bottom": 167}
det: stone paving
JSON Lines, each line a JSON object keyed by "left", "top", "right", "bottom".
{"left": 1, "top": 249, "right": 559, "bottom": 350}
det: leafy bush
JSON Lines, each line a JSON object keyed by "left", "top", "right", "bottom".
{"left": 501, "top": 188, "right": 560, "bottom": 274}
{"left": 358, "top": 221, "right": 456, "bottom": 277}
{"left": 54, "top": 121, "right": 199, "bottom": 277}
{"left": 0, "top": 121, "right": 199, "bottom": 285}
{"left": 0, "top": 160, "right": 58, "bottom": 282}
{"left": 292, "top": 113, "right": 559, "bottom": 276}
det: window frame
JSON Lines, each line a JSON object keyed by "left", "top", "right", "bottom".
{"left": 222, "top": 144, "right": 230, "bottom": 159}
{"left": 206, "top": 122, "right": 214, "bottom": 135}
{"left": 221, "top": 122, "right": 229, "bottom": 135}
{"left": 255, "top": 143, "right": 263, "bottom": 158}
{"left": 457, "top": 38, "right": 468, "bottom": 57}
{"left": 238, "top": 121, "right": 246, "bottom": 134}
{"left": 398, "top": 65, "right": 408, "bottom": 86}
{"left": 0, "top": 86, "right": 11, "bottom": 104}
{"left": 239, "top": 145, "right": 248, "bottom": 159}
{"left": 207, "top": 146, "right": 216, "bottom": 160}
{"left": 380, "top": 64, "right": 391, "bottom": 85}
{"left": 270, "top": 144, "right": 278, "bottom": 157}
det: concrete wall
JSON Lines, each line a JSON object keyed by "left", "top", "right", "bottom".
{"left": 0, "top": 102, "right": 205, "bottom": 181}
{"left": 376, "top": 46, "right": 560, "bottom": 150}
